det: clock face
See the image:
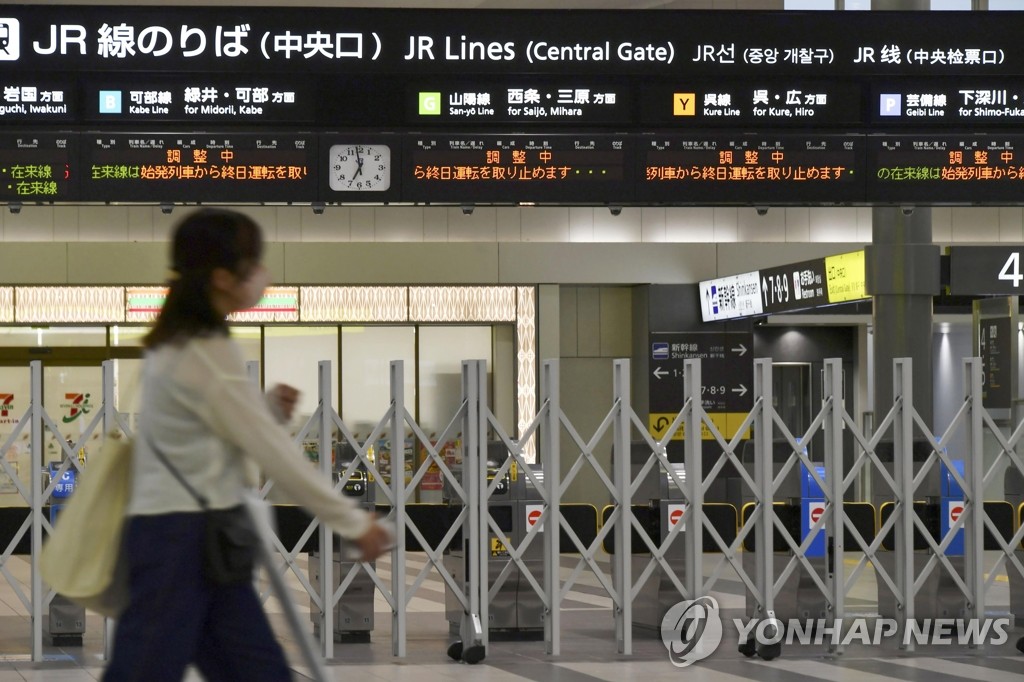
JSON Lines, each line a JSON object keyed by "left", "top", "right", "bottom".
{"left": 329, "top": 143, "right": 392, "bottom": 191}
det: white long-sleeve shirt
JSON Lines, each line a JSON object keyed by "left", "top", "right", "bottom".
{"left": 127, "top": 334, "right": 371, "bottom": 541}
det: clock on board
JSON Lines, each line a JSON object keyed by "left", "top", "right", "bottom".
{"left": 329, "top": 143, "right": 392, "bottom": 191}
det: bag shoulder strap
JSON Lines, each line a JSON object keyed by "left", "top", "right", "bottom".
{"left": 143, "top": 427, "right": 209, "bottom": 511}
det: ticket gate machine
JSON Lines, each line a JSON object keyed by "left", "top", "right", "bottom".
{"left": 742, "top": 460, "right": 831, "bottom": 621}
{"left": 738, "top": 440, "right": 830, "bottom": 621}
{"left": 1006, "top": 466, "right": 1024, "bottom": 620}
{"left": 309, "top": 445, "right": 376, "bottom": 643}
{"left": 44, "top": 463, "right": 85, "bottom": 646}
{"left": 627, "top": 458, "right": 690, "bottom": 630}
{"left": 444, "top": 442, "right": 546, "bottom": 637}
{"left": 876, "top": 459, "right": 969, "bottom": 620}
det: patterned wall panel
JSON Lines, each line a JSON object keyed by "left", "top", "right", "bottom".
{"left": 409, "top": 286, "right": 516, "bottom": 322}
{"left": 16, "top": 286, "right": 125, "bottom": 323}
{"left": 300, "top": 286, "right": 408, "bottom": 322}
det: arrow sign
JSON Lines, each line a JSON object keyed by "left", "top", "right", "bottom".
{"left": 731, "top": 384, "right": 748, "bottom": 397}
{"left": 731, "top": 343, "right": 747, "bottom": 356}
{"left": 653, "top": 367, "right": 669, "bottom": 380}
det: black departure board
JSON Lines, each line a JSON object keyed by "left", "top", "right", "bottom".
{"left": 637, "top": 134, "right": 863, "bottom": 204}
{"left": 403, "top": 134, "right": 632, "bottom": 203}
{"left": 867, "top": 134, "right": 1024, "bottom": 204}
{"left": 0, "top": 132, "right": 76, "bottom": 201}
{"left": 7, "top": 129, "right": 1024, "bottom": 206}
{"left": 81, "top": 133, "right": 317, "bottom": 203}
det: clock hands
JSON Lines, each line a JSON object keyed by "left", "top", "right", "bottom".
{"left": 329, "top": 143, "right": 390, "bottom": 192}
{"left": 353, "top": 146, "right": 364, "bottom": 179}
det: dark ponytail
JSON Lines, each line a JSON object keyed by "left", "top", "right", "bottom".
{"left": 144, "top": 209, "right": 263, "bottom": 349}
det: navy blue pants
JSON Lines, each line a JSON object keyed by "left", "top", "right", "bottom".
{"left": 103, "top": 512, "right": 292, "bottom": 682}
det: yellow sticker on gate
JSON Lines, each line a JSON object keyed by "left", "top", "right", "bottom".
{"left": 490, "top": 537, "right": 510, "bottom": 557}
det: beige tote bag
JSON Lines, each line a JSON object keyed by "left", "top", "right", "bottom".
{"left": 40, "top": 434, "right": 133, "bottom": 618}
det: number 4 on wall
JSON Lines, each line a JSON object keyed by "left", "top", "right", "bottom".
{"left": 998, "top": 252, "right": 1023, "bottom": 288}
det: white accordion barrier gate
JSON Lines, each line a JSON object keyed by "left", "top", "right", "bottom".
{"left": 1, "top": 356, "right": 1021, "bottom": 661}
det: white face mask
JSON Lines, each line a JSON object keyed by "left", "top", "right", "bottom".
{"left": 237, "top": 264, "right": 271, "bottom": 310}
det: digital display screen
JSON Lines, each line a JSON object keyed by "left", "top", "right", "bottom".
{"left": 0, "top": 132, "right": 76, "bottom": 201}
{"left": 866, "top": 134, "right": 1024, "bottom": 203}
{"left": 403, "top": 134, "right": 632, "bottom": 203}
{"left": 638, "top": 134, "right": 863, "bottom": 204}
{"left": 81, "top": 133, "right": 317, "bottom": 203}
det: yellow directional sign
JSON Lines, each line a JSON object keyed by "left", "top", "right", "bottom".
{"left": 649, "top": 412, "right": 751, "bottom": 441}
{"left": 825, "top": 249, "right": 867, "bottom": 303}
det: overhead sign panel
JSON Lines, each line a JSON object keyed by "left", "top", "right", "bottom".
{"left": 698, "top": 249, "right": 867, "bottom": 322}
{"left": 0, "top": 132, "right": 77, "bottom": 202}
{"left": 824, "top": 250, "right": 868, "bottom": 303}
{"left": 408, "top": 80, "right": 632, "bottom": 125}
{"left": 949, "top": 246, "right": 1024, "bottom": 295}
{"left": 81, "top": 133, "right": 317, "bottom": 203}
{"left": 867, "top": 134, "right": 1024, "bottom": 204}
{"left": 699, "top": 272, "right": 762, "bottom": 322}
{"left": 0, "top": 9, "right": 1020, "bottom": 77}
{"left": 403, "top": 134, "right": 632, "bottom": 204}
{"left": 758, "top": 258, "right": 830, "bottom": 315}
{"left": 82, "top": 75, "right": 315, "bottom": 123}
{"left": 641, "top": 81, "right": 863, "bottom": 127}
{"left": 637, "top": 135, "right": 863, "bottom": 204}
{"left": 869, "top": 81, "right": 1024, "bottom": 126}
{"left": 0, "top": 79, "right": 74, "bottom": 122}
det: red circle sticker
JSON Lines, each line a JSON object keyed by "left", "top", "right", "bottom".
{"left": 950, "top": 505, "right": 963, "bottom": 523}
{"left": 527, "top": 509, "right": 542, "bottom": 526}
{"left": 670, "top": 509, "right": 684, "bottom": 526}
{"left": 810, "top": 506, "right": 824, "bottom": 524}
